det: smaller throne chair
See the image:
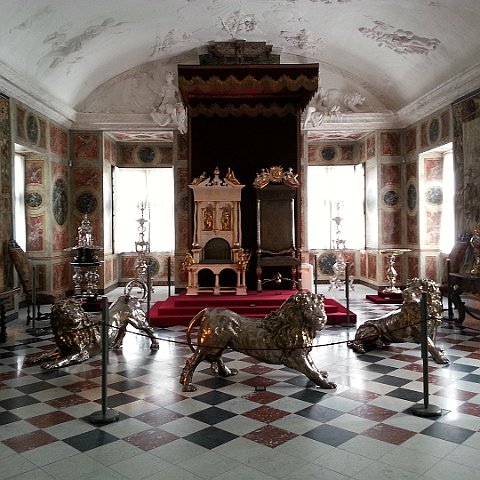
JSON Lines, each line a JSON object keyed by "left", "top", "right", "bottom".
{"left": 183, "top": 167, "right": 250, "bottom": 295}
{"left": 253, "top": 166, "right": 301, "bottom": 292}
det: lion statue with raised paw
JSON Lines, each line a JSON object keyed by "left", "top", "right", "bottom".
{"left": 347, "top": 278, "right": 448, "bottom": 364}
{"left": 180, "top": 291, "right": 337, "bottom": 392}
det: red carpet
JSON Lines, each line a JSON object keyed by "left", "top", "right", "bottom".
{"left": 148, "top": 290, "right": 356, "bottom": 327}
{"left": 366, "top": 290, "right": 403, "bottom": 304}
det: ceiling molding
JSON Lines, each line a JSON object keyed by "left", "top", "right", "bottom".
{"left": 397, "top": 62, "right": 480, "bottom": 127}
{"left": 0, "top": 60, "right": 75, "bottom": 128}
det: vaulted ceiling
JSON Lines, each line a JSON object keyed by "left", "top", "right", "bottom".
{"left": 1, "top": 0, "right": 480, "bottom": 141}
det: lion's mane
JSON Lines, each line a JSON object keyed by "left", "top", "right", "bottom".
{"left": 260, "top": 291, "right": 325, "bottom": 349}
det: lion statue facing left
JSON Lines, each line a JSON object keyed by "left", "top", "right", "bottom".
{"left": 180, "top": 291, "right": 337, "bottom": 392}
{"left": 25, "top": 298, "right": 102, "bottom": 370}
{"left": 347, "top": 278, "right": 448, "bottom": 364}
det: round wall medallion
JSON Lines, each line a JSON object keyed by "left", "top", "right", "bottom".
{"left": 407, "top": 184, "right": 417, "bottom": 210}
{"left": 76, "top": 192, "right": 98, "bottom": 214}
{"left": 146, "top": 257, "right": 160, "bottom": 276}
{"left": 383, "top": 189, "right": 399, "bottom": 207}
{"left": 53, "top": 178, "right": 68, "bottom": 225}
{"left": 429, "top": 118, "right": 440, "bottom": 143}
{"left": 321, "top": 146, "right": 336, "bottom": 161}
{"left": 138, "top": 146, "right": 156, "bottom": 164}
{"left": 26, "top": 113, "right": 39, "bottom": 143}
{"left": 26, "top": 191, "right": 43, "bottom": 209}
{"left": 425, "top": 185, "right": 443, "bottom": 205}
{"left": 318, "top": 253, "right": 336, "bottom": 275}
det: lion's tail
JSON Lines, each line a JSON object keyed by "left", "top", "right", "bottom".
{"left": 186, "top": 309, "right": 206, "bottom": 353}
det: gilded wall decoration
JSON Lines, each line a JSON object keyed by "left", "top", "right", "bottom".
{"left": 381, "top": 132, "right": 401, "bottom": 156}
{"left": 26, "top": 215, "right": 44, "bottom": 251}
{"left": 49, "top": 124, "right": 68, "bottom": 158}
{"left": 73, "top": 133, "right": 99, "bottom": 161}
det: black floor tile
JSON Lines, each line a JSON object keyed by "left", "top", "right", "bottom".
{"left": 184, "top": 426, "right": 237, "bottom": 449}
{"left": 303, "top": 424, "right": 357, "bottom": 446}
{"left": 63, "top": 429, "right": 119, "bottom": 452}
{"left": 189, "top": 406, "right": 237, "bottom": 425}
{"left": 420, "top": 423, "right": 475, "bottom": 444}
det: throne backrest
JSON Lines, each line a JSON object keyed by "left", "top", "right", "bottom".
{"left": 257, "top": 184, "right": 297, "bottom": 255}
{"left": 203, "top": 237, "right": 232, "bottom": 262}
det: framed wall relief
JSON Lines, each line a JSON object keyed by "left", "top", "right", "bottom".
{"left": 452, "top": 90, "right": 480, "bottom": 237}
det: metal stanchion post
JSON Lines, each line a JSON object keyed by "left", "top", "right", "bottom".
{"left": 411, "top": 292, "right": 442, "bottom": 417}
{"left": 168, "top": 256, "right": 172, "bottom": 297}
{"left": 446, "top": 259, "right": 454, "bottom": 321}
{"left": 314, "top": 254, "right": 318, "bottom": 294}
{"left": 90, "top": 296, "right": 120, "bottom": 425}
{"left": 146, "top": 264, "right": 151, "bottom": 325}
{"left": 31, "top": 265, "right": 37, "bottom": 336}
{"left": 341, "top": 262, "right": 355, "bottom": 327}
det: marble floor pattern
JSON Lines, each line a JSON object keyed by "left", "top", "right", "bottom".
{"left": 2, "top": 284, "right": 480, "bottom": 480}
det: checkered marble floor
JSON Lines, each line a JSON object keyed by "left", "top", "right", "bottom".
{"left": 2, "top": 285, "right": 480, "bottom": 480}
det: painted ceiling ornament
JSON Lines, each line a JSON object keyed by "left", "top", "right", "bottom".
{"left": 220, "top": 9, "right": 258, "bottom": 37}
{"left": 280, "top": 28, "right": 325, "bottom": 52}
{"left": 38, "top": 17, "right": 125, "bottom": 69}
{"left": 149, "top": 29, "right": 192, "bottom": 57}
{"left": 359, "top": 20, "right": 440, "bottom": 55}
{"left": 253, "top": 166, "right": 300, "bottom": 189}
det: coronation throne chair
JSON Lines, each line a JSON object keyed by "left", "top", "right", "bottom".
{"left": 253, "top": 166, "right": 301, "bottom": 292}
